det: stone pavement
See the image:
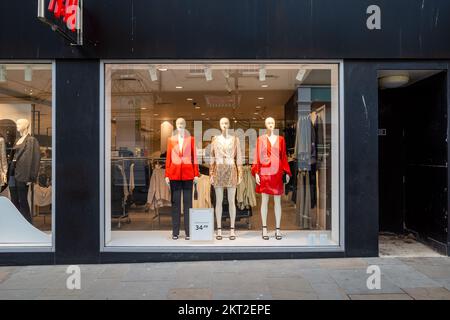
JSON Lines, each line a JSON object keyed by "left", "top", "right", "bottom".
{"left": 0, "top": 257, "right": 450, "bottom": 300}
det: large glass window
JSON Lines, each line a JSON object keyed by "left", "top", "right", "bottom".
{"left": 104, "top": 63, "right": 340, "bottom": 248}
{"left": 0, "top": 63, "right": 54, "bottom": 248}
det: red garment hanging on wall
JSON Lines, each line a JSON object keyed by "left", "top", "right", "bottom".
{"left": 251, "top": 135, "right": 291, "bottom": 195}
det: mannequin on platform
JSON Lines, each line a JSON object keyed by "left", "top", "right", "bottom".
{"left": 9, "top": 119, "right": 40, "bottom": 223}
{"left": 252, "top": 117, "right": 291, "bottom": 240}
{"left": 165, "top": 118, "right": 199, "bottom": 240}
{"left": 210, "top": 117, "right": 243, "bottom": 240}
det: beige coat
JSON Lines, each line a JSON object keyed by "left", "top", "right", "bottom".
{"left": 147, "top": 168, "right": 171, "bottom": 209}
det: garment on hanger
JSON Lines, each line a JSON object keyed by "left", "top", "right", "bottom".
{"left": 147, "top": 167, "right": 171, "bottom": 210}
{"left": 28, "top": 184, "right": 52, "bottom": 208}
{"left": 236, "top": 166, "right": 257, "bottom": 209}
{"left": 209, "top": 135, "right": 243, "bottom": 188}
{"left": 192, "top": 174, "right": 212, "bottom": 208}
{"left": 252, "top": 135, "right": 291, "bottom": 195}
{"left": 165, "top": 135, "right": 199, "bottom": 181}
{"left": 294, "top": 114, "right": 316, "bottom": 171}
{"left": 111, "top": 163, "right": 129, "bottom": 217}
{"left": 129, "top": 163, "right": 135, "bottom": 194}
{"left": 296, "top": 171, "right": 311, "bottom": 229}
{"left": 0, "top": 136, "right": 7, "bottom": 186}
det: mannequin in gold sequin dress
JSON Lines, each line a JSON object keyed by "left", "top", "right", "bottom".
{"left": 210, "top": 118, "right": 243, "bottom": 240}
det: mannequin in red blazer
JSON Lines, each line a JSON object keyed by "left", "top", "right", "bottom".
{"left": 165, "top": 118, "right": 199, "bottom": 240}
{"left": 252, "top": 117, "right": 291, "bottom": 240}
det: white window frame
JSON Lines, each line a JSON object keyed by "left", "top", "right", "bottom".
{"left": 0, "top": 61, "right": 56, "bottom": 253}
{"left": 100, "top": 60, "right": 345, "bottom": 253}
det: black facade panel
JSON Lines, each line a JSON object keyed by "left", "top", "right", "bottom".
{"left": 55, "top": 60, "right": 100, "bottom": 264}
{"left": 1, "top": 1, "right": 450, "bottom": 59}
{"left": 344, "top": 61, "right": 380, "bottom": 257}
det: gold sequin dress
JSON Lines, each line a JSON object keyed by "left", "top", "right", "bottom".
{"left": 210, "top": 135, "right": 243, "bottom": 188}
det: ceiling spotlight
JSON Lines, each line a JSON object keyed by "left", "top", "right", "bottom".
{"left": 296, "top": 69, "right": 310, "bottom": 83}
{"left": 158, "top": 67, "right": 168, "bottom": 71}
{"left": 0, "top": 65, "right": 6, "bottom": 82}
{"left": 153, "top": 113, "right": 159, "bottom": 116}
{"left": 24, "top": 66, "right": 33, "bottom": 82}
{"left": 259, "top": 65, "right": 266, "bottom": 82}
{"left": 186, "top": 98, "right": 193, "bottom": 101}
{"left": 201, "top": 113, "right": 206, "bottom": 116}
{"left": 195, "top": 106, "right": 201, "bottom": 109}
{"left": 258, "top": 97, "right": 264, "bottom": 100}
{"left": 176, "top": 86, "right": 183, "bottom": 89}
{"left": 254, "top": 112, "right": 259, "bottom": 115}
{"left": 252, "top": 117, "right": 257, "bottom": 120}
{"left": 148, "top": 65, "right": 158, "bottom": 81}
{"left": 261, "top": 84, "right": 269, "bottom": 88}
{"left": 256, "top": 106, "right": 261, "bottom": 109}
{"left": 204, "top": 66, "right": 213, "bottom": 81}
{"left": 141, "top": 107, "right": 147, "bottom": 110}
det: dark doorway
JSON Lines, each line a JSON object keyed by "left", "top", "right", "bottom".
{"left": 379, "top": 71, "right": 448, "bottom": 255}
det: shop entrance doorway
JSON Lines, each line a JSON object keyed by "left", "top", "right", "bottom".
{"left": 378, "top": 70, "right": 448, "bottom": 257}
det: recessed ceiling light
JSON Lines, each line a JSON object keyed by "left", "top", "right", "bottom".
{"left": 158, "top": 67, "right": 168, "bottom": 71}
{"left": 176, "top": 86, "right": 183, "bottom": 89}
{"left": 254, "top": 112, "right": 258, "bottom": 115}
{"left": 234, "top": 120, "right": 237, "bottom": 123}
{"left": 256, "top": 106, "right": 261, "bottom": 109}
{"left": 201, "top": 113, "right": 206, "bottom": 116}
{"left": 252, "top": 117, "right": 257, "bottom": 120}
{"left": 153, "top": 113, "right": 159, "bottom": 116}
{"left": 261, "top": 84, "right": 269, "bottom": 88}
{"left": 206, "top": 118, "right": 210, "bottom": 120}
{"left": 195, "top": 106, "right": 201, "bottom": 109}
{"left": 186, "top": 98, "right": 193, "bottom": 101}
{"left": 141, "top": 107, "right": 147, "bottom": 110}
{"left": 258, "top": 97, "right": 264, "bottom": 100}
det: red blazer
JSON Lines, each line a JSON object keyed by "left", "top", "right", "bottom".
{"left": 251, "top": 135, "right": 291, "bottom": 195}
{"left": 165, "top": 135, "right": 200, "bottom": 181}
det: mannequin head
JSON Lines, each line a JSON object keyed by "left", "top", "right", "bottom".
{"left": 16, "top": 119, "right": 30, "bottom": 137}
{"left": 265, "top": 117, "right": 276, "bottom": 134}
{"left": 219, "top": 117, "right": 230, "bottom": 134}
{"left": 175, "top": 118, "right": 186, "bottom": 135}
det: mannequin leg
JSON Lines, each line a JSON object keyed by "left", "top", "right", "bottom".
{"left": 260, "top": 193, "right": 269, "bottom": 239}
{"left": 214, "top": 187, "right": 224, "bottom": 239}
{"left": 274, "top": 195, "right": 282, "bottom": 240}
{"left": 181, "top": 180, "right": 193, "bottom": 239}
{"left": 227, "top": 187, "right": 237, "bottom": 239}
{"left": 170, "top": 180, "right": 181, "bottom": 238}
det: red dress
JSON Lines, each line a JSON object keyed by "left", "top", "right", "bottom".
{"left": 251, "top": 135, "right": 291, "bottom": 195}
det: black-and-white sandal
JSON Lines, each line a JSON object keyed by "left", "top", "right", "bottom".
{"left": 275, "top": 228, "right": 282, "bottom": 240}
{"left": 216, "top": 228, "right": 223, "bottom": 240}
{"left": 229, "top": 227, "right": 236, "bottom": 240}
{"left": 262, "top": 226, "right": 269, "bottom": 240}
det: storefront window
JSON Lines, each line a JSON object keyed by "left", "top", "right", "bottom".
{"left": 0, "top": 63, "right": 53, "bottom": 248}
{"left": 104, "top": 63, "right": 340, "bottom": 248}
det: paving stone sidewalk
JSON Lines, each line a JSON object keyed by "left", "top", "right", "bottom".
{"left": 1, "top": 257, "right": 450, "bottom": 300}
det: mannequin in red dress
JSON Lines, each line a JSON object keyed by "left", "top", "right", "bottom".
{"left": 252, "top": 117, "right": 291, "bottom": 240}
